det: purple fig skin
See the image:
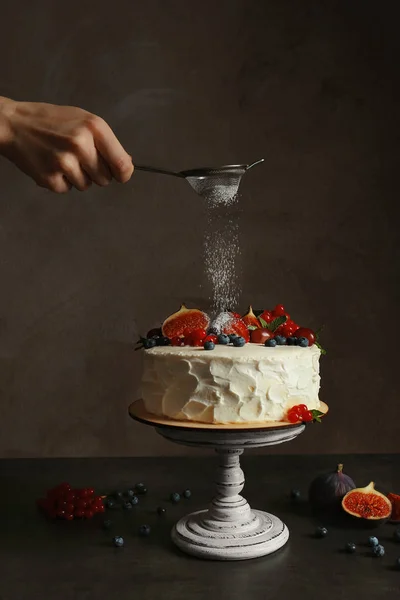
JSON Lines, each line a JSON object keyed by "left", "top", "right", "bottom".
{"left": 308, "top": 464, "right": 356, "bottom": 510}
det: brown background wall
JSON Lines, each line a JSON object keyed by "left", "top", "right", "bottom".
{"left": 0, "top": 0, "right": 398, "bottom": 457}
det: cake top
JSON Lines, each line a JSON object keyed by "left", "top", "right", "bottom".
{"left": 136, "top": 302, "right": 326, "bottom": 355}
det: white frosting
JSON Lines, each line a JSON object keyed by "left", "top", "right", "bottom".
{"left": 141, "top": 344, "right": 321, "bottom": 424}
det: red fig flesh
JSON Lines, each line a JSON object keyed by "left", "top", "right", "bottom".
{"left": 162, "top": 304, "right": 210, "bottom": 339}
{"left": 242, "top": 306, "right": 261, "bottom": 329}
{"left": 342, "top": 482, "right": 392, "bottom": 521}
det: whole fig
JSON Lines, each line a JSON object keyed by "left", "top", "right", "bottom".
{"left": 309, "top": 464, "right": 356, "bottom": 511}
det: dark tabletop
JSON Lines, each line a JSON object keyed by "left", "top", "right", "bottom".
{"left": 0, "top": 454, "right": 399, "bottom": 600}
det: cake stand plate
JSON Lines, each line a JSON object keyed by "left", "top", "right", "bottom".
{"left": 129, "top": 400, "right": 328, "bottom": 561}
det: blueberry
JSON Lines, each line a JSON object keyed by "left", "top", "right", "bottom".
{"left": 204, "top": 341, "right": 215, "bottom": 350}
{"left": 139, "top": 524, "right": 151, "bottom": 537}
{"left": 298, "top": 337, "right": 309, "bottom": 348}
{"left": 135, "top": 483, "right": 147, "bottom": 495}
{"left": 290, "top": 489, "right": 301, "bottom": 502}
{"left": 183, "top": 489, "right": 192, "bottom": 499}
{"left": 102, "top": 519, "right": 113, "bottom": 530}
{"left": 125, "top": 489, "right": 135, "bottom": 499}
{"left": 286, "top": 337, "right": 297, "bottom": 346}
{"left": 372, "top": 544, "right": 385, "bottom": 557}
{"left": 123, "top": 501, "right": 132, "bottom": 510}
{"left": 130, "top": 495, "right": 139, "bottom": 505}
{"left": 143, "top": 338, "right": 157, "bottom": 349}
{"left": 114, "top": 491, "right": 124, "bottom": 501}
{"left": 170, "top": 492, "right": 181, "bottom": 503}
{"left": 393, "top": 529, "right": 400, "bottom": 543}
{"left": 106, "top": 498, "right": 116, "bottom": 509}
{"left": 265, "top": 339, "right": 277, "bottom": 348}
{"left": 345, "top": 542, "right": 357, "bottom": 554}
{"left": 396, "top": 557, "right": 400, "bottom": 570}
{"left": 157, "top": 506, "right": 166, "bottom": 516}
{"left": 229, "top": 334, "right": 238, "bottom": 342}
{"left": 113, "top": 535, "right": 124, "bottom": 547}
{"left": 368, "top": 536, "right": 379, "bottom": 547}
{"left": 275, "top": 335, "right": 287, "bottom": 346}
{"left": 156, "top": 336, "right": 171, "bottom": 346}
{"left": 316, "top": 526, "right": 328, "bottom": 538}
{"left": 233, "top": 336, "right": 246, "bottom": 347}
{"left": 217, "top": 334, "right": 230, "bottom": 345}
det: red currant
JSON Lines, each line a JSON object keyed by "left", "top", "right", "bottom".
{"left": 74, "top": 509, "right": 85, "bottom": 518}
{"left": 302, "top": 410, "right": 313, "bottom": 423}
{"left": 57, "top": 482, "right": 72, "bottom": 493}
{"left": 76, "top": 499, "right": 87, "bottom": 509}
{"left": 191, "top": 329, "right": 207, "bottom": 342}
{"left": 65, "top": 492, "right": 76, "bottom": 503}
{"left": 56, "top": 510, "right": 66, "bottom": 519}
{"left": 259, "top": 310, "right": 273, "bottom": 323}
{"left": 296, "top": 404, "right": 308, "bottom": 417}
{"left": 85, "top": 510, "right": 94, "bottom": 519}
{"left": 204, "top": 334, "right": 218, "bottom": 344}
{"left": 65, "top": 513, "right": 74, "bottom": 521}
{"left": 65, "top": 503, "right": 75, "bottom": 513}
{"left": 86, "top": 488, "right": 95, "bottom": 497}
{"left": 273, "top": 304, "right": 286, "bottom": 316}
{"left": 171, "top": 337, "right": 185, "bottom": 347}
{"left": 97, "top": 504, "right": 105, "bottom": 513}
{"left": 286, "top": 407, "right": 301, "bottom": 423}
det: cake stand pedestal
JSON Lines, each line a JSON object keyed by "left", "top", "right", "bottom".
{"left": 129, "top": 400, "right": 328, "bottom": 561}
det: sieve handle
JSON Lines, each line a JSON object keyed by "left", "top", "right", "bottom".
{"left": 246, "top": 158, "right": 265, "bottom": 171}
{"left": 134, "top": 164, "right": 185, "bottom": 178}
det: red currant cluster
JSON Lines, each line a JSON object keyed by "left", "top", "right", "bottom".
{"left": 171, "top": 329, "right": 217, "bottom": 347}
{"left": 36, "top": 482, "right": 105, "bottom": 520}
{"left": 286, "top": 404, "right": 314, "bottom": 424}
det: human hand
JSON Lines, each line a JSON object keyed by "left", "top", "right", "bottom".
{"left": 0, "top": 97, "right": 134, "bottom": 193}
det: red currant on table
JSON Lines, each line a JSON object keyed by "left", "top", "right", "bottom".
{"left": 65, "top": 513, "right": 74, "bottom": 521}
{"left": 85, "top": 509, "right": 94, "bottom": 519}
{"left": 74, "top": 509, "right": 85, "bottom": 518}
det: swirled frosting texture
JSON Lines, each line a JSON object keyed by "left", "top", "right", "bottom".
{"left": 142, "top": 344, "right": 321, "bottom": 424}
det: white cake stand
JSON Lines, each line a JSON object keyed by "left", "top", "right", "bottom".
{"left": 129, "top": 400, "right": 328, "bottom": 561}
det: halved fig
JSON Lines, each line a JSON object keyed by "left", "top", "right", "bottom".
{"left": 387, "top": 492, "right": 400, "bottom": 522}
{"left": 242, "top": 306, "right": 261, "bottom": 329}
{"left": 341, "top": 482, "right": 392, "bottom": 524}
{"left": 162, "top": 304, "right": 210, "bottom": 339}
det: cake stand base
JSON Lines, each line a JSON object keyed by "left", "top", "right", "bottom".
{"left": 129, "top": 400, "right": 328, "bottom": 561}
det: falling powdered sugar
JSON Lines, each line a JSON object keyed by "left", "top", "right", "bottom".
{"left": 203, "top": 185, "right": 242, "bottom": 317}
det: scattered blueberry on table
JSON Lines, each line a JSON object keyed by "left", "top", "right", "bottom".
{"left": 315, "top": 526, "right": 328, "bottom": 538}
{"left": 139, "top": 524, "right": 151, "bottom": 537}
{"left": 345, "top": 542, "right": 357, "bottom": 554}
{"left": 170, "top": 492, "right": 181, "bottom": 503}
{"left": 126, "top": 489, "right": 135, "bottom": 499}
{"left": 372, "top": 544, "right": 385, "bottom": 558}
{"left": 123, "top": 501, "right": 132, "bottom": 510}
{"left": 106, "top": 498, "right": 116, "bottom": 509}
{"left": 183, "top": 489, "right": 192, "bottom": 499}
{"left": 368, "top": 536, "right": 379, "bottom": 547}
{"left": 290, "top": 489, "right": 301, "bottom": 502}
{"left": 135, "top": 483, "right": 147, "bottom": 495}
{"left": 130, "top": 495, "right": 139, "bottom": 505}
{"left": 113, "top": 535, "right": 124, "bottom": 547}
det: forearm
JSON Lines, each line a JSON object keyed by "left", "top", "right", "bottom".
{"left": 0, "top": 96, "right": 15, "bottom": 155}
